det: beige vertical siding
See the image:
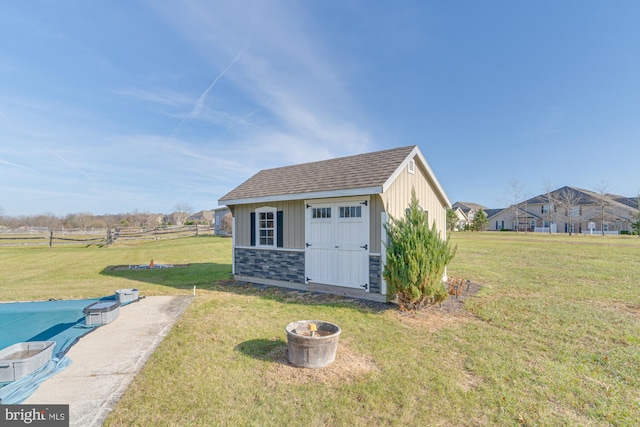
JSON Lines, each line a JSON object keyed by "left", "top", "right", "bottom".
{"left": 230, "top": 200, "right": 306, "bottom": 249}
{"left": 369, "top": 195, "right": 384, "bottom": 253}
{"left": 380, "top": 159, "right": 448, "bottom": 239}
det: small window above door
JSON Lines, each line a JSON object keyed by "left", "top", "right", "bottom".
{"left": 312, "top": 207, "right": 331, "bottom": 218}
{"left": 339, "top": 206, "right": 362, "bottom": 218}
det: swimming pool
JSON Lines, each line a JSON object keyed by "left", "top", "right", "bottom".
{"left": 0, "top": 297, "right": 108, "bottom": 403}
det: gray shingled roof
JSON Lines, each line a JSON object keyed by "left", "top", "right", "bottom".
{"left": 524, "top": 186, "right": 633, "bottom": 210}
{"left": 220, "top": 145, "right": 417, "bottom": 203}
{"left": 452, "top": 202, "right": 488, "bottom": 213}
{"left": 484, "top": 208, "right": 505, "bottom": 218}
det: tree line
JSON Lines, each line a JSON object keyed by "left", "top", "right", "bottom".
{"left": 0, "top": 203, "right": 206, "bottom": 230}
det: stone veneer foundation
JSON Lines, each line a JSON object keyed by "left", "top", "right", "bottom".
{"left": 234, "top": 248, "right": 382, "bottom": 295}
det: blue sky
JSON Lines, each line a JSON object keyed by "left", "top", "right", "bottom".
{"left": 1, "top": 1, "right": 639, "bottom": 216}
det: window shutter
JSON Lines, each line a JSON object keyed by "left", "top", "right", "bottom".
{"left": 277, "top": 211, "right": 284, "bottom": 248}
{"left": 250, "top": 212, "right": 256, "bottom": 246}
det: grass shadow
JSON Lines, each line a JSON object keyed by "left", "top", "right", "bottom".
{"left": 215, "top": 279, "right": 397, "bottom": 315}
{"left": 101, "top": 262, "right": 395, "bottom": 315}
{"left": 235, "top": 339, "right": 289, "bottom": 364}
{"left": 100, "top": 262, "right": 232, "bottom": 291}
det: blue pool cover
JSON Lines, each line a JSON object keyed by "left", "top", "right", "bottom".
{"left": 0, "top": 296, "right": 115, "bottom": 404}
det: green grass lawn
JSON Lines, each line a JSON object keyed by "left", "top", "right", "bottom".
{"left": 1, "top": 233, "right": 638, "bottom": 426}
{"left": 0, "top": 236, "right": 231, "bottom": 301}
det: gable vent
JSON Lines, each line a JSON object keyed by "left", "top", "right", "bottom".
{"left": 408, "top": 159, "right": 415, "bottom": 174}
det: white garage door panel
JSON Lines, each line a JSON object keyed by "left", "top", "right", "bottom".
{"left": 336, "top": 222, "right": 361, "bottom": 245}
{"left": 309, "top": 221, "right": 332, "bottom": 245}
{"left": 305, "top": 199, "right": 369, "bottom": 290}
{"left": 308, "top": 248, "right": 333, "bottom": 283}
{"left": 336, "top": 249, "right": 362, "bottom": 286}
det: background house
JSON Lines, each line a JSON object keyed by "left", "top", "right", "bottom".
{"left": 219, "top": 145, "right": 451, "bottom": 301}
{"left": 452, "top": 202, "right": 488, "bottom": 230}
{"left": 188, "top": 210, "right": 214, "bottom": 225}
{"left": 485, "top": 206, "right": 540, "bottom": 232}
{"left": 480, "top": 186, "right": 639, "bottom": 234}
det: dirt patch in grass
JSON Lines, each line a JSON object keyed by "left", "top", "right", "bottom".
{"left": 385, "top": 281, "right": 482, "bottom": 331}
{"left": 226, "top": 279, "right": 482, "bottom": 332}
{"left": 594, "top": 300, "right": 640, "bottom": 321}
{"left": 263, "top": 339, "right": 378, "bottom": 386}
{"left": 106, "top": 263, "right": 190, "bottom": 271}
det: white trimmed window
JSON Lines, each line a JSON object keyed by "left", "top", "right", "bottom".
{"left": 339, "top": 206, "right": 361, "bottom": 218}
{"left": 256, "top": 207, "right": 276, "bottom": 247}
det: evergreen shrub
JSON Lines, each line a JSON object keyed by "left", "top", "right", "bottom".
{"left": 383, "top": 190, "right": 457, "bottom": 311}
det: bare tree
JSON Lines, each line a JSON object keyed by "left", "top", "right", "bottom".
{"left": 632, "top": 190, "right": 640, "bottom": 238}
{"left": 172, "top": 202, "right": 194, "bottom": 226}
{"left": 542, "top": 179, "right": 558, "bottom": 234}
{"left": 31, "top": 213, "right": 61, "bottom": 229}
{"left": 593, "top": 181, "right": 610, "bottom": 235}
{"left": 63, "top": 212, "right": 94, "bottom": 229}
{"left": 101, "top": 214, "right": 119, "bottom": 229}
{"left": 505, "top": 180, "right": 526, "bottom": 232}
{"left": 126, "top": 208, "right": 151, "bottom": 228}
{"left": 556, "top": 187, "right": 582, "bottom": 236}
{"left": 221, "top": 212, "right": 233, "bottom": 235}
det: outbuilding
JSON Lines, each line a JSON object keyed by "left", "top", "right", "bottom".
{"left": 218, "top": 145, "right": 451, "bottom": 302}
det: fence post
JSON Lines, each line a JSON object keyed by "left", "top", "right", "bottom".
{"left": 195, "top": 224, "right": 199, "bottom": 238}
{"left": 49, "top": 229, "right": 53, "bottom": 248}
{"left": 107, "top": 228, "right": 112, "bottom": 246}
{"left": 155, "top": 227, "right": 158, "bottom": 241}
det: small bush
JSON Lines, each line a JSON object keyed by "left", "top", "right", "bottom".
{"left": 383, "top": 190, "right": 457, "bottom": 311}
{"left": 447, "top": 276, "right": 466, "bottom": 296}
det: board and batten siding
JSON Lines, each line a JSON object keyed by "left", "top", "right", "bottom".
{"left": 369, "top": 195, "right": 385, "bottom": 254}
{"left": 380, "top": 158, "right": 448, "bottom": 239}
{"left": 229, "top": 200, "right": 306, "bottom": 249}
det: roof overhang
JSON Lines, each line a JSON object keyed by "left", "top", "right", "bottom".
{"left": 219, "top": 186, "right": 383, "bottom": 206}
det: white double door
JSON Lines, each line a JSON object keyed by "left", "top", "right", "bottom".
{"left": 305, "top": 198, "right": 369, "bottom": 290}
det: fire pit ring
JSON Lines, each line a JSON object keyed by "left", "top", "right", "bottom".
{"left": 285, "top": 320, "right": 341, "bottom": 368}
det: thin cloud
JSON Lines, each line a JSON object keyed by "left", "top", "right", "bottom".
{"left": 116, "top": 88, "right": 194, "bottom": 107}
{"left": 0, "top": 158, "right": 32, "bottom": 170}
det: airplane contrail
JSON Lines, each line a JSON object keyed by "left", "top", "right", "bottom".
{"left": 53, "top": 151, "right": 94, "bottom": 182}
{"left": 0, "top": 158, "right": 32, "bottom": 170}
{"left": 170, "top": 50, "right": 243, "bottom": 138}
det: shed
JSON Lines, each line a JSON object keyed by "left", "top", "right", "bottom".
{"left": 218, "top": 145, "right": 451, "bottom": 302}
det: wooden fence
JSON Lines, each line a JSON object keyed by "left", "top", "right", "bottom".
{"left": 0, "top": 225, "right": 215, "bottom": 247}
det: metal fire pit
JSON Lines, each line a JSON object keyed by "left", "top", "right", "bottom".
{"left": 285, "top": 320, "right": 341, "bottom": 368}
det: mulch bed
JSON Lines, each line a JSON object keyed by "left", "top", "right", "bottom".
{"left": 437, "top": 280, "right": 482, "bottom": 314}
{"left": 222, "top": 279, "right": 482, "bottom": 317}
